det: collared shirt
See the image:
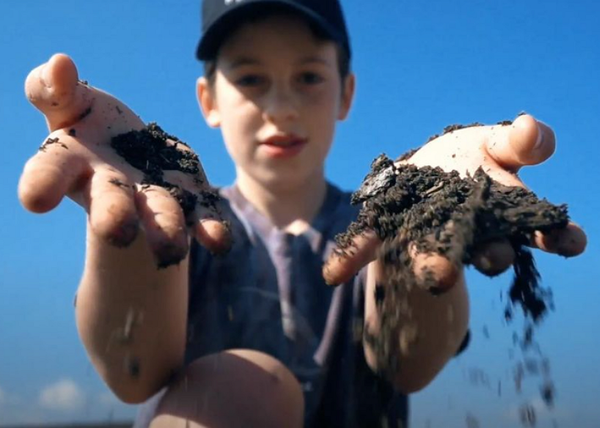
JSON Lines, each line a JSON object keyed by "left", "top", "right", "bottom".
{"left": 135, "top": 182, "right": 408, "bottom": 428}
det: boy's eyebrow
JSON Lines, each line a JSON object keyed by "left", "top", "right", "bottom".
{"left": 226, "top": 55, "right": 333, "bottom": 69}
{"left": 228, "top": 57, "right": 261, "bottom": 69}
{"left": 297, "top": 55, "right": 334, "bottom": 68}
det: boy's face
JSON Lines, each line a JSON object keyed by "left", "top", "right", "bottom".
{"left": 197, "top": 13, "right": 355, "bottom": 192}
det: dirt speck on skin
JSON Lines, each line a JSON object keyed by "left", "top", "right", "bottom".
{"left": 125, "top": 355, "right": 141, "bottom": 379}
{"left": 78, "top": 106, "right": 92, "bottom": 121}
{"left": 39, "top": 137, "right": 69, "bottom": 152}
{"left": 425, "top": 122, "right": 489, "bottom": 144}
{"left": 442, "top": 122, "right": 484, "bottom": 134}
{"left": 336, "top": 150, "right": 569, "bottom": 384}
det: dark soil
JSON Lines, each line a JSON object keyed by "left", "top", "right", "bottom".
{"left": 335, "top": 152, "right": 569, "bottom": 382}
{"left": 39, "top": 136, "right": 68, "bottom": 152}
{"left": 110, "top": 123, "right": 220, "bottom": 221}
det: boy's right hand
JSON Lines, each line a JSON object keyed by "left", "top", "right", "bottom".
{"left": 19, "top": 54, "right": 230, "bottom": 267}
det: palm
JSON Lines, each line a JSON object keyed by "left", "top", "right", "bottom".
{"left": 402, "top": 117, "right": 552, "bottom": 188}
{"left": 324, "top": 115, "right": 586, "bottom": 286}
{"left": 19, "top": 54, "right": 229, "bottom": 263}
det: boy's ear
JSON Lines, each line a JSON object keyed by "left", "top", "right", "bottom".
{"left": 196, "top": 77, "right": 221, "bottom": 128}
{"left": 338, "top": 72, "right": 356, "bottom": 121}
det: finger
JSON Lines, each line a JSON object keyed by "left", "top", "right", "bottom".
{"left": 486, "top": 114, "right": 556, "bottom": 171}
{"left": 470, "top": 238, "right": 515, "bottom": 277}
{"left": 409, "top": 244, "right": 460, "bottom": 293}
{"left": 25, "top": 53, "right": 94, "bottom": 131}
{"left": 193, "top": 218, "right": 232, "bottom": 254}
{"left": 19, "top": 133, "right": 91, "bottom": 213}
{"left": 323, "top": 229, "right": 381, "bottom": 286}
{"left": 530, "top": 221, "right": 587, "bottom": 257}
{"left": 188, "top": 189, "right": 232, "bottom": 255}
{"left": 135, "top": 185, "right": 189, "bottom": 268}
{"left": 85, "top": 170, "right": 140, "bottom": 248}
{"left": 160, "top": 145, "right": 231, "bottom": 255}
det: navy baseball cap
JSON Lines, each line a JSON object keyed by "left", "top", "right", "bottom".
{"left": 196, "top": 0, "right": 351, "bottom": 61}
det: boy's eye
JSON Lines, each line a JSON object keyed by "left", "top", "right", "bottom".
{"left": 235, "top": 74, "right": 265, "bottom": 87}
{"left": 298, "top": 72, "right": 324, "bottom": 85}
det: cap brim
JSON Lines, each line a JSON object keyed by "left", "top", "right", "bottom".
{"left": 196, "top": 0, "right": 347, "bottom": 60}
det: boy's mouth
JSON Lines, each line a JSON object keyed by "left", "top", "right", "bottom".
{"left": 261, "top": 134, "right": 307, "bottom": 147}
{"left": 259, "top": 134, "right": 308, "bottom": 159}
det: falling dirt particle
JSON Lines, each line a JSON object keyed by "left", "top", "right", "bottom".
{"left": 514, "top": 362, "right": 524, "bottom": 393}
{"left": 540, "top": 381, "right": 555, "bottom": 407}
{"left": 466, "top": 367, "right": 490, "bottom": 387}
{"left": 466, "top": 412, "right": 481, "bottom": 428}
{"left": 524, "top": 358, "right": 540, "bottom": 375}
{"left": 519, "top": 404, "right": 536, "bottom": 427}
{"left": 116, "top": 105, "right": 123, "bottom": 115}
{"left": 78, "top": 79, "right": 89, "bottom": 86}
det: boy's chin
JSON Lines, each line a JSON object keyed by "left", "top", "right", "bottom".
{"left": 253, "top": 169, "right": 325, "bottom": 192}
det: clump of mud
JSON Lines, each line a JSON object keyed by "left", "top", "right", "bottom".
{"left": 336, "top": 150, "right": 569, "bottom": 382}
{"left": 110, "top": 122, "right": 220, "bottom": 220}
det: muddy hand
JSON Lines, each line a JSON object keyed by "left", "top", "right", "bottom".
{"left": 323, "top": 114, "right": 587, "bottom": 287}
{"left": 19, "top": 54, "right": 230, "bottom": 266}
{"left": 406, "top": 114, "right": 586, "bottom": 272}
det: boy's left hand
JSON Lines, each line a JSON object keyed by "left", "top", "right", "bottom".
{"left": 323, "top": 114, "right": 587, "bottom": 288}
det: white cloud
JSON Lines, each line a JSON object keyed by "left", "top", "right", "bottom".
{"left": 38, "top": 379, "right": 85, "bottom": 412}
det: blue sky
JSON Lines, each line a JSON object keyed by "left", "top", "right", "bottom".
{"left": 1, "top": 0, "right": 598, "bottom": 426}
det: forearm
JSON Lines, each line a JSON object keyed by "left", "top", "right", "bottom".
{"left": 76, "top": 224, "right": 188, "bottom": 403}
{"left": 363, "top": 262, "right": 469, "bottom": 394}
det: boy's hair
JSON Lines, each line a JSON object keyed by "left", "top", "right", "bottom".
{"left": 198, "top": 1, "right": 352, "bottom": 85}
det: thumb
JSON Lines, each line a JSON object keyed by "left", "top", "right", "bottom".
{"left": 486, "top": 114, "right": 556, "bottom": 171}
{"left": 25, "top": 53, "right": 93, "bottom": 131}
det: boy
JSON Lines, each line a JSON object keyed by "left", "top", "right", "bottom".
{"left": 19, "top": 0, "right": 586, "bottom": 427}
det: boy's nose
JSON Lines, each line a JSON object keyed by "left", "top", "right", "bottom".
{"left": 262, "top": 86, "right": 299, "bottom": 124}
